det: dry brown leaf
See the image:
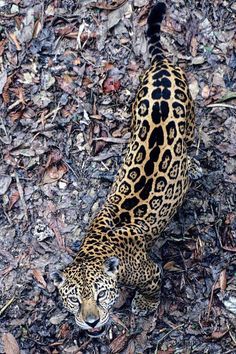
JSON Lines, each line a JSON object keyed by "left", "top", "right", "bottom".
{"left": 32, "top": 268, "right": 47, "bottom": 289}
{"left": 123, "top": 340, "right": 135, "bottom": 354}
{"left": 109, "top": 333, "right": 129, "bottom": 354}
{"left": 57, "top": 75, "right": 74, "bottom": 94}
{"left": 218, "top": 269, "right": 227, "bottom": 292}
{"left": 202, "top": 85, "right": 210, "bottom": 99}
{"left": 156, "top": 349, "right": 174, "bottom": 354}
{"left": 89, "top": 0, "right": 128, "bottom": 10}
{"left": 58, "top": 323, "right": 71, "bottom": 339}
{"left": 8, "top": 33, "right": 21, "bottom": 51}
{"left": 190, "top": 36, "right": 198, "bottom": 57}
{"left": 163, "top": 260, "right": 182, "bottom": 271}
{"left": 33, "top": 19, "right": 42, "bottom": 38}
{"left": 2, "top": 332, "right": 20, "bottom": 354}
{"left": 103, "top": 77, "right": 121, "bottom": 93}
{"left": 225, "top": 212, "right": 236, "bottom": 225}
{"left": 0, "top": 38, "right": 7, "bottom": 56}
{"left": 8, "top": 191, "right": 20, "bottom": 210}
{"left": 210, "top": 329, "right": 228, "bottom": 339}
{"left": 42, "top": 163, "right": 68, "bottom": 185}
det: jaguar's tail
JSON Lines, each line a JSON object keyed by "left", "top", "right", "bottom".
{"left": 147, "top": 2, "right": 166, "bottom": 62}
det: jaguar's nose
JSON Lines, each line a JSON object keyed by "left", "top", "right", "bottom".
{"left": 85, "top": 315, "right": 100, "bottom": 328}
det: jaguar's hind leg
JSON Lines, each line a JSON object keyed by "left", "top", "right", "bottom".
{"left": 131, "top": 260, "right": 162, "bottom": 315}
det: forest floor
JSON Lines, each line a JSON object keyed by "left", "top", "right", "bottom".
{"left": 0, "top": 0, "right": 236, "bottom": 353}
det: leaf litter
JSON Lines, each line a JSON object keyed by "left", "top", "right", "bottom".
{"left": 0, "top": 0, "right": 236, "bottom": 353}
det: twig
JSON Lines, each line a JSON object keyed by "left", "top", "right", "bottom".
{"left": 207, "top": 103, "right": 236, "bottom": 109}
{"left": 155, "top": 324, "right": 185, "bottom": 352}
{"left": 14, "top": 172, "right": 28, "bottom": 221}
{"left": 0, "top": 295, "right": 16, "bottom": 316}
{"left": 207, "top": 280, "right": 217, "bottom": 319}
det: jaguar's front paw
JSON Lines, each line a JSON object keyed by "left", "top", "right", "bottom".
{"left": 131, "top": 293, "right": 160, "bottom": 316}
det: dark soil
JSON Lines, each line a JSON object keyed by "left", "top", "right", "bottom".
{"left": 0, "top": 0, "right": 236, "bottom": 353}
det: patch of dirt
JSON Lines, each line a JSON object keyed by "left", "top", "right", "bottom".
{"left": 0, "top": 0, "right": 235, "bottom": 353}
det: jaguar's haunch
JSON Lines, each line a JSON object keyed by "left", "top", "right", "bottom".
{"left": 53, "top": 2, "right": 195, "bottom": 337}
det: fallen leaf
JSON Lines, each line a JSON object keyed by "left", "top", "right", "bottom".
{"left": 42, "top": 163, "right": 68, "bottom": 184}
{"left": 8, "top": 32, "right": 21, "bottom": 51}
{"left": 8, "top": 190, "right": 20, "bottom": 210}
{"left": 189, "top": 79, "right": 200, "bottom": 100}
{"left": 32, "top": 268, "right": 47, "bottom": 289}
{"left": 2, "top": 332, "right": 20, "bottom": 354}
{"left": 218, "top": 269, "right": 227, "bottom": 292}
{"left": 108, "top": 2, "right": 132, "bottom": 29}
{"left": 202, "top": 85, "right": 210, "bottom": 99}
{"left": 190, "top": 36, "right": 198, "bottom": 57}
{"left": 210, "top": 329, "right": 228, "bottom": 340}
{"left": 110, "top": 333, "right": 129, "bottom": 354}
{"left": 163, "top": 260, "right": 182, "bottom": 271}
{"left": 0, "top": 175, "right": 12, "bottom": 195}
{"left": 0, "top": 70, "right": 7, "bottom": 94}
{"left": 103, "top": 77, "right": 121, "bottom": 93}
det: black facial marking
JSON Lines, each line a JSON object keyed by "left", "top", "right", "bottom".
{"left": 149, "top": 126, "right": 164, "bottom": 149}
{"left": 140, "top": 178, "right": 153, "bottom": 200}
{"left": 166, "top": 121, "right": 177, "bottom": 145}
{"left": 151, "top": 102, "right": 161, "bottom": 124}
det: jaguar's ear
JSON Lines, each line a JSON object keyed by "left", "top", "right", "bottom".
{"left": 51, "top": 271, "right": 65, "bottom": 288}
{"left": 104, "top": 256, "right": 119, "bottom": 277}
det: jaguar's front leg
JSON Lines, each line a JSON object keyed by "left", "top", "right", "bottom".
{"left": 131, "top": 260, "right": 163, "bottom": 316}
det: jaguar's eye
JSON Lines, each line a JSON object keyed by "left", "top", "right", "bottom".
{"left": 69, "top": 296, "right": 79, "bottom": 304}
{"left": 98, "top": 290, "right": 106, "bottom": 299}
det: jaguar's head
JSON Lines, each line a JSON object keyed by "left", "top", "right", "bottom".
{"left": 52, "top": 256, "right": 120, "bottom": 337}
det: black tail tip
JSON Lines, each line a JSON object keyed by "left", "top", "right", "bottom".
{"left": 148, "top": 2, "right": 166, "bottom": 25}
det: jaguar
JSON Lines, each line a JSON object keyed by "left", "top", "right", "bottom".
{"left": 53, "top": 2, "right": 197, "bottom": 337}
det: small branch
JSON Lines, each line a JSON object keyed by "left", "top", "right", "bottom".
{"left": 207, "top": 103, "right": 236, "bottom": 109}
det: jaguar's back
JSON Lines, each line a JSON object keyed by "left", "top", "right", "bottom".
{"left": 54, "top": 2, "right": 196, "bottom": 337}
{"left": 90, "top": 3, "right": 195, "bottom": 247}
